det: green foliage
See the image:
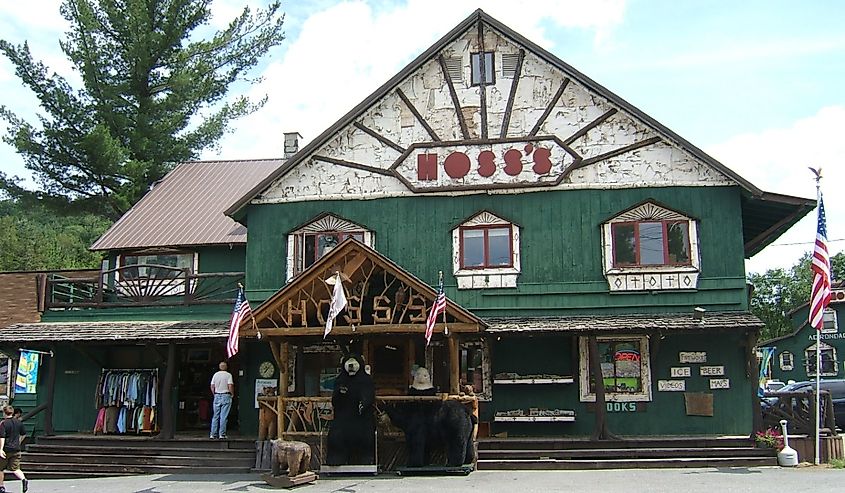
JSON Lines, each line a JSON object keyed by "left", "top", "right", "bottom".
{"left": 0, "top": 0, "right": 285, "bottom": 219}
{"left": 0, "top": 200, "right": 110, "bottom": 270}
{"left": 750, "top": 252, "right": 845, "bottom": 340}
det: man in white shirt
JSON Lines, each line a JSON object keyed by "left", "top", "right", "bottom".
{"left": 209, "top": 361, "right": 234, "bottom": 439}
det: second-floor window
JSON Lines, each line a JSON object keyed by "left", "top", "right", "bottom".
{"left": 460, "top": 225, "right": 513, "bottom": 269}
{"left": 452, "top": 211, "right": 521, "bottom": 289}
{"left": 120, "top": 252, "right": 195, "bottom": 279}
{"left": 302, "top": 232, "right": 364, "bottom": 270}
{"left": 287, "top": 214, "right": 373, "bottom": 279}
{"left": 601, "top": 201, "right": 700, "bottom": 292}
{"left": 822, "top": 309, "right": 838, "bottom": 333}
{"left": 611, "top": 220, "right": 691, "bottom": 267}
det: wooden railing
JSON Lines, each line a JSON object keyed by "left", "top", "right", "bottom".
{"left": 42, "top": 266, "right": 244, "bottom": 309}
{"left": 257, "top": 394, "right": 479, "bottom": 440}
{"left": 760, "top": 390, "right": 838, "bottom": 436}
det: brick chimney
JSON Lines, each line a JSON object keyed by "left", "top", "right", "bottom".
{"left": 283, "top": 132, "right": 302, "bottom": 159}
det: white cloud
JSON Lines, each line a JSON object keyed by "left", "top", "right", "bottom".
{"left": 207, "top": 0, "right": 627, "bottom": 159}
{"left": 0, "top": 2, "right": 66, "bottom": 34}
{"left": 707, "top": 106, "right": 845, "bottom": 274}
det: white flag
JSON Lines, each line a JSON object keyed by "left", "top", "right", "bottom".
{"left": 324, "top": 273, "right": 347, "bottom": 338}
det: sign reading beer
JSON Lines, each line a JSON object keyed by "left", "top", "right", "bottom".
{"left": 390, "top": 137, "right": 580, "bottom": 192}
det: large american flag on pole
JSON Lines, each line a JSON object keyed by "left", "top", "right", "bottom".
{"left": 809, "top": 194, "right": 831, "bottom": 330}
{"left": 227, "top": 287, "right": 252, "bottom": 358}
{"left": 425, "top": 273, "right": 446, "bottom": 346}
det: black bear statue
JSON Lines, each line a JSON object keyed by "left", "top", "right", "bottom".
{"left": 326, "top": 352, "right": 376, "bottom": 465}
{"left": 384, "top": 367, "right": 476, "bottom": 467}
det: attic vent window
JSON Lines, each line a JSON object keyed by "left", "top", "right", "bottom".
{"left": 444, "top": 57, "right": 463, "bottom": 83}
{"left": 471, "top": 51, "right": 494, "bottom": 85}
{"left": 501, "top": 53, "right": 520, "bottom": 78}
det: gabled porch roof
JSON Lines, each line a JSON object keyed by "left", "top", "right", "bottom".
{"left": 241, "top": 238, "right": 486, "bottom": 339}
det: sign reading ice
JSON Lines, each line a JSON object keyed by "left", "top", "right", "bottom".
{"left": 390, "top": 137, "right": 580, "bottom": 192}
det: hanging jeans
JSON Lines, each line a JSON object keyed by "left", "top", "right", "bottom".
{"left": 210, "top": 393, "right": 233, "bottom": 438}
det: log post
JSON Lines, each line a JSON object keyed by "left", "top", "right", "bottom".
{"left": 588, "top": 335, "right": 620, "bottom": 441}
{"left": 449, "top": 335, "right": 460, "bottom": 395}
{"left": 273, "top": 341, "right": 288, "bottom": 437}
{"left": 43, "top": 345, "right": 57, "bottom": 435}
{"left": 158, "top": 343, "right": 177, "bottom": 439}
{"left": 747, "top": 330, "right": 763, "bottom": 433}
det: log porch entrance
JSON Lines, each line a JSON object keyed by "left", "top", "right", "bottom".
{"left": 240, "top": 239, "right": 485, "bottom": 469}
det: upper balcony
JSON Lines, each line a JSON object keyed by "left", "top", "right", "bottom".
{"left": 38, "top": 264, "right": 244, "bottom": 310}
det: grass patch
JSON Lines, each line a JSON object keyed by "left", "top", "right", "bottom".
{"left": 829, "top": 458, "right": 845, "bottom": 469}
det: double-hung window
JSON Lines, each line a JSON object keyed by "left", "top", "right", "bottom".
{"left": 452, "top": 211, "right": 520, "bottom": 289}
{"left": 460, "top": 225, "right": 512, "bottom": 269}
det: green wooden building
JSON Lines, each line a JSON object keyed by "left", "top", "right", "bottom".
{"left": 759, "top": 285, "right": 845, "bottom": 383}
{"left": 0, "top": 10, "right": 815, "bottom": 443}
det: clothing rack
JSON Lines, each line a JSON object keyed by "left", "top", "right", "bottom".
{"left": 94, "top": 368, "right": 159, "bottom": 435}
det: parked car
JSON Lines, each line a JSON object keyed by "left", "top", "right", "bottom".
{"left": 765, "top": 380, "right": 786, "bottom": 392}
{"left": 762, "top": 379, "right": 845, "bottom": 429}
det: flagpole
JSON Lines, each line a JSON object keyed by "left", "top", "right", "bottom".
{"left": 814, "top": 173, "right": 821, "bottom": 466}
{"left": 440, "top": 271, "right": 448, "bottom": 336}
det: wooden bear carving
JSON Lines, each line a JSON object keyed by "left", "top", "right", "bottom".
{"left": 271, "top": 439, "right": 312, "bottom": 477}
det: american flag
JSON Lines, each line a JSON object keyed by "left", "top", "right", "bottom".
{"left": 227, "top": 287, "right": 252, "bottom": 358}
{"left": 425, "top": 275, "right": 447, "bottom": 346}
{"left": 809, "top": 194, "right": 831, "bottom": 330}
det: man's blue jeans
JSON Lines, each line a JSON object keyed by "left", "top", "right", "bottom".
{"left": 211, "top": 393, "right": 232, "bottom": 438}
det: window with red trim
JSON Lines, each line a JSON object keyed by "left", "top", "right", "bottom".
{"left": 459, "top": 225, "right": 513, "bottom": 269}
{"left": 611, "top": 220, "right": 690, "bottom": 267}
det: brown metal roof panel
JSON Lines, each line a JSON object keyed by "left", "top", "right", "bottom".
{"left": 91, "top": 159, "right": 282, "bottom": 251}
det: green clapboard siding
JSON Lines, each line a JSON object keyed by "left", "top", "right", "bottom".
{"left": 491, "top": 332, "right": 752, "bottom": 436}
{"left": 245, "top": 186, "right": 748, "bottom": 315}
{"left": 766, "top": 303, "right": 845, "bottom": 383}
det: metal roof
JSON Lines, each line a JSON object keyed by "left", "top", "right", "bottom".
{"left": 90, "top": 159, "right": 282, "bottom": 251}
{"left": 0, "top": 321, "right": 227, "bottom": 343}
{"left": 483, "top": 312, "right": 764, "bottom": 334}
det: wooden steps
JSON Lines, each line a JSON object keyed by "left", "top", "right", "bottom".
{"left": 21, "top": 435, "right": 256, "bottom": 479}
{"left": 476, "top": 437, "right": 779, "bottom": 470}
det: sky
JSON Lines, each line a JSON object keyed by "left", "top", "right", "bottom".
{"left": 1, "top": 0, "right": 844, "bottom": 276}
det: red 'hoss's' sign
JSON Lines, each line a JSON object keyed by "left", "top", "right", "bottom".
{"left": 388, "top": 137, "right": 580, "bottom": 192}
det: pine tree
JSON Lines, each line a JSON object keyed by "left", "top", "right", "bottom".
{"left": 0, "top": 0, "right": 285, "bottom": 219}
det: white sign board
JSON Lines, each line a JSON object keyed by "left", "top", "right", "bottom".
{"left": 658, "top": 380, "right": 686, "bottom": 392}
{"left": 254, "top": 378, "right": 277, "bottom": 409}
{"left": 700, "top": 366, "right": 724, "bottom": 376}
{"left": 709, "top": 378, "right": 730, "bottom": 389}
{"left": 670, "top": 367, "right": 691, "bottom": 378}
{"left": 679, "top": 352, "right": 707, "bottom": 363}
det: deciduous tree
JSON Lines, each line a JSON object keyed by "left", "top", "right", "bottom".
{"left": 750, "top": 252, "right": 844, "bottom": 340}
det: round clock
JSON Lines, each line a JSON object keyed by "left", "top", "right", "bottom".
{"left": 259, "top": 361, "right": 275, "bottom": 378}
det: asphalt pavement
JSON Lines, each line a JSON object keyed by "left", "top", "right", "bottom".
{"left": 3, "top": 467, "right": 844, "bottom": 493}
